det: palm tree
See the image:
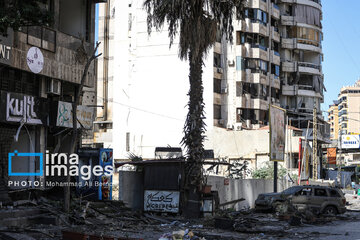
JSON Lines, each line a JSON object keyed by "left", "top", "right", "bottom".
{"left": 144, "top": 0, "right": 244, "bottom": 217}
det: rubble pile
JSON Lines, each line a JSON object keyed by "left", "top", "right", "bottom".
{"left": 1, "top": 191, "right": 360, "bottom": 239}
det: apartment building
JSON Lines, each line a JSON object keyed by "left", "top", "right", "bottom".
{"left": 337, "top": 80, "right": 360, "bottom": 136}
{"left": 94, "top": 0, "right": 327, "bottom": 160}
{"left": 327, "top": 102, "right": 339, "bottom": 140}
{"left": 0, "top": 0, "right": 98, "bottom": 201}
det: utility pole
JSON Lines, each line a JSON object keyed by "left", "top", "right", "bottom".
{"left": 313, "top": 108, "right": 318, "bottom": 179}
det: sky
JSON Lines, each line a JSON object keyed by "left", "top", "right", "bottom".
{"left": 322, "top": 0, "right": 360, "bottom": 115}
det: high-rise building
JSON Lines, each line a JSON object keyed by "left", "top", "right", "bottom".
{"left": 337, "top": 80, "right": 360, "bottom": 136}
{"left": 94, "top": 0, "right": 327, "bottom": 160}
{"left": 327, "top": 103, "right": 339, "bottom": 140}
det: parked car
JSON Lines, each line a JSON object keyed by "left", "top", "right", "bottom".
{"left": 255, "top": 185, "right": 346, "bottom": 215}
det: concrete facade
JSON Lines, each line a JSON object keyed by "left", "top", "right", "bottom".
{"left": 337, "top": 80, "right": 360, "bottom": 136}
{"left": 327, "top": 103, "right": 339, "bottom": 140}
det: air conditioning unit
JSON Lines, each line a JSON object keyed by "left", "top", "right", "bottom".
{"left": 217, "top": 68, "right": 223, "bottom": 74}
{"left": 234, "top": 123, "right": 242, "bottom": 131}
{"left": 221, "top": 87, "right": 228, "bottom": 94}
{"left": 47, "top": 79, "right": 61, "bottom": 95}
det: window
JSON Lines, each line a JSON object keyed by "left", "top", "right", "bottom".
{"left": 260, "top": 60, "right": 268, "bottom": 72}
{"left": 214, "top": 104, "right": 222, "bottom": 119}
{"left": 244, "top": 8, "right": 268, "bottom": 25}
{"left": 214, "top": 79, "right": 221, "bottom": 94}
{"left": 236, "top": 56, "right": 245, "bottom": 71}
{"left": 314, "top": 188, "right": 328, "bottom": 197}
{"left": 296, "top": 188, "right": 312, "bottom": 196}
{"left": 59, "top": 0, "right": 92, "bottom": 41}
{"left": 329, "top": 189, "right": 340, "bottom": 198}
{"left": 271, "top": 64, "right": 280, "bottom": 78}
{"left": 245, "top": 59, "right": 269, "bottom": 74}
{"left": 214, "top": 53, "right": 222, "bottom": 68}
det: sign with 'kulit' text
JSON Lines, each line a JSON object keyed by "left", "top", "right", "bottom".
{"left": 0, "top": 91, "right": 47, "bottom": 125}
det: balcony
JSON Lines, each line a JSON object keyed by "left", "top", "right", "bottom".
{"left": 282, "top": 62, "right": 297, "bottom": 72}
{"left": 272, "top": 3, "right": 280, "bottom": 19}
{"left": 271, "top": 50, "right": 281, "bottom": 65}
{"left": 272, "top": 27, "right": 280, "bottom": 42}
{"left": 246, "top": 0, "right": 268, "bottom": 12}
{"left": 297, "top": 84, "right": 322, "bottom": 98}
{"left": 271, "top": 75, "right": 281, "bottom": 89}
{"left": 244, "top": 72, "right": 268, "bottom": 85}
{"left": 279, "top": 0, "right": 321, "bottom": 10}
{"left": 281, "top": 38, "right": 322, "bottom": 53}
{"left": 282, "top": 61, "right": 321, "bottom": 75}
{"left": 298, "top": 62, "right": 321, "bottom": 75}
{"left": 243, "top": 19, "right": 269, "bottom": 35}
{"left": 236, "top": 94, "right": 268, "bottom": 111}
{"left": 281, "top": 15, "right": 295, "bottom": 26}
{"left": 246, "top": 44, "right": 269, "bottom": 61}
{"left": 282, "top": 85, "right": 296, "bottom": 96}
{"left": 214, "top": 42, "right": 222, "bottom": 54}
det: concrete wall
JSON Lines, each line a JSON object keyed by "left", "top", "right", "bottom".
{"left": 204, "top": 127, "right": 300, "bottom": 161}
{"left": 117, "top": 170, "right": 289, "bottom": 211}
{"left": 118, "top": 171, "right": 144, "bottom": 210}
{"left": 207, "top": 176, "right": 287, "bottom": 210}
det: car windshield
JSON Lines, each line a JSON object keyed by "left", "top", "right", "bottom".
{"left": 281, "top": 186, "right": 303, "bottom": 195}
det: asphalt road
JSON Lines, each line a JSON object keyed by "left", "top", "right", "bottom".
{"left": 290, "top": 217, "right": 360, "bottom": 240}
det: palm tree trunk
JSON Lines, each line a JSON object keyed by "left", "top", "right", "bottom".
{"left": 183, "top": 50, "right": 205, "bottom": 218}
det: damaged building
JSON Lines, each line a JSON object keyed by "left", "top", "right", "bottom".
{"left": 0, "top": 0, "right": 98, "bottom": 202}
{"left": 92, "top": 0, "right": 328, "bottom": 166}
{"left": 223, "top": 0, "right": 326, "bottom": 133}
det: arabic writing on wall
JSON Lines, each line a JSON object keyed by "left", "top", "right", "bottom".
{"left": 144, "top": 190, "right": 179, "bottom": 213}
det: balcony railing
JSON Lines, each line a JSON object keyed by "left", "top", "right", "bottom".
{"left": 298, "top": 85, "right": 314, "bottom": 91}
{"left": 298, "top": 62, "right": 321, "bottom": 70}
{"left": 273, "top": 3, "right": 280, "bottom": 10}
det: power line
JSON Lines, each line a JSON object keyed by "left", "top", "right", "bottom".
{"left": 96, "top": 96, "right": 184, "bottom": 122}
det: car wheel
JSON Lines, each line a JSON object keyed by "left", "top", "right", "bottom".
{"left": 273, "top": 202, "right": 283, "bottom": 213}
{"left": 323, "top": 206, "right": 338, "bottom": 215}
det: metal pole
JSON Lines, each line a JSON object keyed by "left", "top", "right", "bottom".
{"left": 274, "top": 161, "right": 278, "bottom": 192}
{"left": 313, "top": 108, "right": 318, "bottom": 179}
{"left": 298, "top": 138, "right": 302, "bottom": 185}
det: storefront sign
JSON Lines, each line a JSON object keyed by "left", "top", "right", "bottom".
{"left": 341, "top": 135, "right": 360, "bottom": 149}
{"left": 0, "top": 29, "right": 13, "bottom": 65}
{"left": 0, "top": 91, "right": 46, "bottom": 125}
{"left": 144, "top": 190, "right": 180, "bottom": 213}
{"left": 327, "top": 148, "right": 337, "bottom": 165}
{"left": 56, "top": 101, "right": 94, "bottom": 129}
{"left": 26, "top": 47, "right": 44, "bottom": 74}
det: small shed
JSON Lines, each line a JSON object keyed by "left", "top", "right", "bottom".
{"left": 115, "top": 158, "right": 185, "bottom": 213}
